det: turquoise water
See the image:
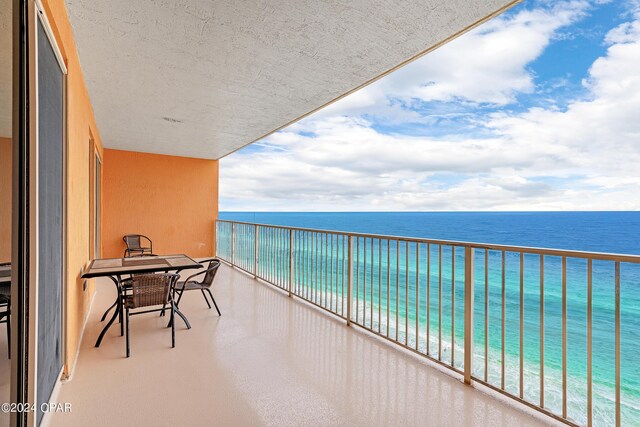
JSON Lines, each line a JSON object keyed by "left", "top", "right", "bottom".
{"left": 219, "top": 212, "right": 640, "bottom": 426}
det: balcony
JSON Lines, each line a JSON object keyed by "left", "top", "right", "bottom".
{"left": 49, "top": 261, "right": 549, "bottom": 427}
{"left": 44, "top": 220, "right": 640, "bottom": 426}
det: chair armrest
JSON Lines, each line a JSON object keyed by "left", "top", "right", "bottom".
{"left": 181, "top": 269, "right": 208, "bottom": 284}
{"left": 140, "top": 235, "right": 153, "bottom": 250}
{"left": 176, "top": 258, "right": 218, "bottom": 275}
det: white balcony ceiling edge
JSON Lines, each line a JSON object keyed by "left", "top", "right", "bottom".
{"left": 64, "top": 0, "right": 518, "bottom": 160}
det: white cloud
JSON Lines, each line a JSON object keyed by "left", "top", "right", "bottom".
{"left": 489, "top": 16, "right": 640, "bottom": 179}
{"left": 220, "top": 2, "right": 640, "bottom": 212}
{"left": 313, "top": 0, "right": 590, "bottom": 121}
{"left": 392, "top": 1, "right": 589, "bottom": 105}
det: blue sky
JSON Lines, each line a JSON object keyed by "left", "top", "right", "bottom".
{"left": 220, "top": 0, "right": 640, "bottom": 211}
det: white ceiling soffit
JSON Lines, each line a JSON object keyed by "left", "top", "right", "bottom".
{"left": 0, "top": 1, "right": 11, "bottom": 138}
{"left": 65, "top": 0, "right": 518, "bottom": 160}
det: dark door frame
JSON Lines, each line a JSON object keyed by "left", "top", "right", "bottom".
{"left": 11, "top": 0, "right": 31, "bottom": 425}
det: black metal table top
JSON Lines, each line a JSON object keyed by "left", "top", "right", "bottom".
{"left": 81, "top": 254, "right": 202, "bottom": 279}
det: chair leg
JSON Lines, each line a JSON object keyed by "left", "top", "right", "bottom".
{"left": 200, "top": 289, "right": 212, "bottom": 309}
{"left": 166, "top": 292, "right": 177, "bottom": 328}
{"left": 166, "top": 297, "right": 175, "bottom": 328}
{"left": 170, "top": 303, "right": 176, "bottom": 348}
{"left": 159, "top": 302, "right": 167, "bottom": 317}
{"left": 206, "top": 289, "right": 221, "bottom": 316}
{"left": 161, "top": 287, "right": 178, "bottom": 317}
{"left": 125, "top": 308, "right": 130, "bottom": 358}
{"left": 176, "top": 288, "right": 185, "bottom": 307}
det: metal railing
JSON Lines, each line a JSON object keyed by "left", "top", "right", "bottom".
{"left": 216, "top": 219, "right": 640, "bottom": 427}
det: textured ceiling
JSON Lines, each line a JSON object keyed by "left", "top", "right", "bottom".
{"left": 65, "top": 0, "right": 517, "bottom": 159}
{"left": 0, "top": 0, "right": 11, "bottom": 138}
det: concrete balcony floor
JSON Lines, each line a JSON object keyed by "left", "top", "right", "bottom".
{"left": 50, "top": 264, "right": 554, "bottom": 427}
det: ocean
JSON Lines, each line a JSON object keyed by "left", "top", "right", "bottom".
{"left": 219, "top": 211, "right": 640, "bottom": 426}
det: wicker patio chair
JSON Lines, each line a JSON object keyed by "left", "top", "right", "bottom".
{"left": 123, "top": 273, "right": 179, "bottom": 357}
{"left": 174, "top": 258, "right": 221, "bottom": 315}
{"left": 100, "top": 264, "right": 160, "bottom": 323}
{"left": 123, "top": 234, "right": 153, "bottom": 257}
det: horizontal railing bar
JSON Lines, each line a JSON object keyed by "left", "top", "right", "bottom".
{"left": 216, "top": 220, "right": 640, "bottom": 263}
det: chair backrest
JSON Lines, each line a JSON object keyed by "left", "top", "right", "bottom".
{"left": 202, "top": 259, "right": 221, "bottom": 288}
{"left": 123, "top": 235, "right": 142, "bottom": 250}
{"left": 129, "top": 273, "right": 178, "bottom": 308}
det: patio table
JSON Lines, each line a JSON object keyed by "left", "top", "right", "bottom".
{"left": 81, "top": 254, "right": 202, "bottom": 347}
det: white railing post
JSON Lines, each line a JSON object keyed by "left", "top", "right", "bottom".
{"left": 464, "top": 246, "right": 474, "bottom": 385}
{"left": 254, "top": 224, "right": 259, "bottom": 278}
{"left": 231, "top": 222, "right": 236, "bottom": 266}
{"left": 289, "top": 229, "right": 294, "bottom": 297}
{"left": 347, "top": 235, "right": 354, "bottom": 326}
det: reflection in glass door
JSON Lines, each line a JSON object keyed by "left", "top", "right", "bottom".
{"left": 0, "top": 137, "right": 11, "bottom": 425}
{"left": 0, "top": 1, "right": 12, "bottom": 425}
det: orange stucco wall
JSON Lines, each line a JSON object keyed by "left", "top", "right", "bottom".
{"left": 40, "top": 0, "right": 105, "bottom": 376}
{"left": 0, "top": 138, "right": 10, "bottom": 263}
{"left": 103, "top": 149, "right": 218, "bottom": 259}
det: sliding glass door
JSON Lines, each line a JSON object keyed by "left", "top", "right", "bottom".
{"left": 11, "top": 2, "right": 67, "bottom": 425}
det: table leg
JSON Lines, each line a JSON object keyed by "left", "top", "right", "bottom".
{"left": 100, "top": 300, "right": 117, "bottom": 322}
{"left": 171, "top": 307, "right": 191, "bottom": 330}
{"left": 95, "top": 276, "right": 122, "bottom": 347}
